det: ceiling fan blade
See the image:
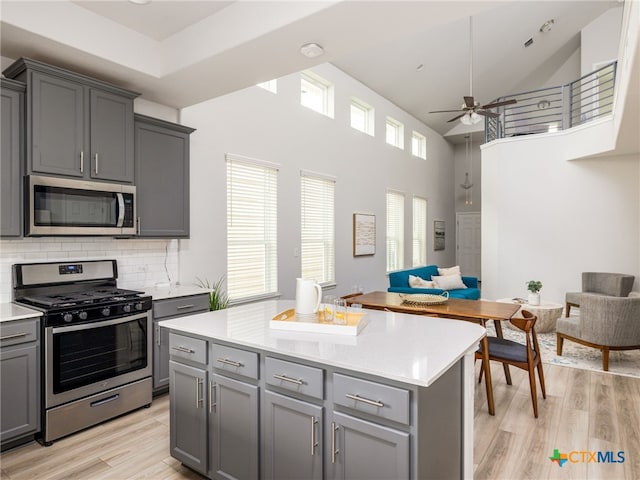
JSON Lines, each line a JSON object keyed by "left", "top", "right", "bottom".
{"left": 464, "top": 96, "right": 475, "bottom": 108}
{"left": 429, "top": 109, "right": 464, "bottom": 113}
{"left": 447, "top": 112, "right": 467, "bottom": 122}
{"left": 477, "top": 110, "right": 500, "bottom": 118}
{"left": 481, "top": 99, "right": 517, "bottom": 109}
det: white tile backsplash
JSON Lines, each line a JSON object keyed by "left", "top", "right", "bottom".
{"left": 0, "top": 237, "right": 178, "bottom": 303}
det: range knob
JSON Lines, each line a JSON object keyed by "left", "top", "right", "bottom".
{"left": 78, "top": 311, "right": 88, "bottom": 321}
{"left": 135, "top": 302, "right": 144, "bottom": 311}
{"left": 63, "top": 312, "right": 73, "bottom": 323}
{"left": 101, "top": 307, "right": 111, "bottom": 317}
{"left": 123, "top": 304, "right": 132, "bottom": 313}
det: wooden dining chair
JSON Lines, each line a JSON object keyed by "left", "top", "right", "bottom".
{"left": 476, "top": 310, "right": 547, "bottom": 417}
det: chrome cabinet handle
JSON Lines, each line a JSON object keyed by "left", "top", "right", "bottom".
{"left": 345, "top": 393, "right": 384, "bottom": 408}
{"left": 209, "top": 382, "right": 217, "bottom": 413}
{"left": 155, "top": 325, "right": 161, "bottom": 346}
{"left": 195, "top": 378, "right": 203, "bottom": 408}
{"left": 273, "top": 374, "right": 304, "bottom": 386}
{"left": 331, "top": 422, "right": 339, "bottom": 463}
{"left": 172, "top": 345, "right": 195, "bottom": 354}
{"left": 95, "top": 153, "right": 99, "bottom": 174}
{"left": 176, "top": 304, "right": 195, "bottom": 310}
{"left": 137, "top": 217, "right": 141, "bottom": 235}
{"left": 217, "top": 358, "right": 243, "bottom": 368}
{"left": 80, "top": 151, "right": 84, "bottom": 173}
{"left": 310, "top": 416, "right": 318, "bottom": 456}
{"left": 0, "top": 332, "right": 28, "bottom": 341}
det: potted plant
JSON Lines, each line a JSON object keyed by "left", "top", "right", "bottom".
{"left": 196, "top": 276, "right": 230, "bottom": 311}
{"left": 526, "top": 280, "right": 542, "bottom": 306}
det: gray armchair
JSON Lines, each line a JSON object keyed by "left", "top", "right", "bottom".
{"left": 557, "top": 293, "right": 640, "bottom": 371}
{"left": 565, "top": 272, "right": 635, "bottom": 317}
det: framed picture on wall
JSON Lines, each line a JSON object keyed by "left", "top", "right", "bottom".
{"left": 353, "top": 213, "right": 376, "bottom": 256}
{"left": 434, "top": 220, "right": 445, "bottom": 251}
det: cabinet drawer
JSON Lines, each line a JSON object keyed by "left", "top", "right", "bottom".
{"left": 211, "top": 344, "right": 259, "bottom": 380}
{"left": 265, "top": 357, "right": 323, "bottom": 400}
{"left": 169, "top": 333, "right": 207, "bottom": 366}
{"left": 333, "top": 373, "right": 410, "bottom": 425}
{"left": 0, "top": 318, "right": 39, "bottom": 347}
{"left": 153, "top": 294, "right": 209, "bottom": 319}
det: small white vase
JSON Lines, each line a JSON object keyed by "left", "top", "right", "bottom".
{"left": 528, "top": 292, "right": 540, "bottom": 306}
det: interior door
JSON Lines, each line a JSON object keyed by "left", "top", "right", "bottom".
{"left": 456, "top": 212, "right": 481, "bottom": 281}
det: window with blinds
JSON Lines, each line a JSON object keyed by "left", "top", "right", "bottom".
{"left": 226, "top": 155, "right": 278, "bottom": 301}
{"left": 412, "top": 196, "right": 427, "bottom": 266}
{"left": 300, "top": 172, "right": 335, "bottom": 285}
{"left": 386, "top": 190, "right": 405, "bottom": 272}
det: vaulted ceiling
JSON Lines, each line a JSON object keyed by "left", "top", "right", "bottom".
{"left": 0, "top": 1, "right": 620, "bottom": 138}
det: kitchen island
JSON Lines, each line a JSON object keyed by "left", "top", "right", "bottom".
{"left": 159, "top": 300, "right": 485, "bottom": 480}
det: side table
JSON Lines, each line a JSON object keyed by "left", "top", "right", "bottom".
{"left": 495, "top": 298, "right": 564, "bottom": 333}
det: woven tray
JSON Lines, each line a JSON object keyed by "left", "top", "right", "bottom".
{"left": 399, "top": 292, "right": 449, "bottom": 305}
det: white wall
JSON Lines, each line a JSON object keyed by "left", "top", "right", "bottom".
{"left": 179, "top": 63, "right": 457, "bottom": 300}
{"left": 581, "top": 5, "right": 623, "bottom": 74}
{"left": 482, "top": 131, "right": 639, "bottom": 303}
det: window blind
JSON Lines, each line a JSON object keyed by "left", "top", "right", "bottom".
{"left": 386, "top": 190, "right": 405, "bottom": 272}
{"left": 301, "top": 172, "right": 335, "bottom": 285}
{"left": 412, "top": 196, "right": 427, "bottom": 266}
{"left": 226, "top": 155, "right": 278, "bottom": 300}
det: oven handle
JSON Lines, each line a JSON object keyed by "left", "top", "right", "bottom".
{"left": 51, "top": 311, "right": 149, "bottom": 333}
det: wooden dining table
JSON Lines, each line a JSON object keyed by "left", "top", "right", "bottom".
{"left": 345, "top": 291, "right": 522, "bottom": 416}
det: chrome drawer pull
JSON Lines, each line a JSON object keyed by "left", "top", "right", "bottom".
{"left": 345, "top": 393, "right": 385, "bottom": 408}
{"left": 273, "top": 374, "right": 304, "bottom": 386}
{"left": 196, "top": 378, "right": 203, "bottom": 408}
{"left": 331, "top": 422, "right": 339, "bottom": 463}
{"left": 80, "top": 151, "right": 84, "bottom": 173}
{"left": 172, "top": 345, "right": 195, "bottom": 354}
{"left": 217, "top": 358, "right": 243, "bottom": 368}
{"left": 210, "top": 382, "right": 217, "bottom": 413}
{"left": 0, "top": 332, "right": 29, "bottom": 341}
{"left": 310, "top": 416, "right": 318, "bottom": 456}
{"left": 176, "top": 304, "right": 196, "bottom": 310}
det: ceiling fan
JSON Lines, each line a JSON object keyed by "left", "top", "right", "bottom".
{"left": 429, "top": 17, "right": 517, "bottom": 124}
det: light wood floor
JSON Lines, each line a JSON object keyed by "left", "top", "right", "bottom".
{"left": 1, "top": 363, "right": 639, "bottom": 480}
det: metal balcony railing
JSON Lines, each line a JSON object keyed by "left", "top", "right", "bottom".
{"left": 485, "top": 61, "right": 617, "bottom": 142}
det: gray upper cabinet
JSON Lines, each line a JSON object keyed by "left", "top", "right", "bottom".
{"left": 1, "top": 79, "right": 25, "bottom": 237}
{"left": 3, "top": 57, "right": 138, "bottom": 184}
{"left": 134, "top": 114, "right": 195, "bottom": 238}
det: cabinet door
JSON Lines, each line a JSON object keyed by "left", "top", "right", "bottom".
{"left": 90, "top": 89, "right": 134, "bottom": 183}
{"left": 263, "top": 391, "right": 323, "bottom": 480}
{"left": 152, "top": 322, "right": 170, "bottom": 391}
{"left": 134, "top": 118, "right": 191, "bottom": 237}
{"left": 0, "top": 344, "right": 39, "bottom": 444}
{"left": 169, "top": 361, "right": 208, "bottom": 475}
{"left": 210, "top": 373, "right": 259, "bottom": 480}
{"left": 329, "top": 412, "right": 409, "bottom": 480}
{"left": 1, "top": 84, "right": 23, "bottom": 237}
{"left": 30, "top": 72, "right": 85, "bottom": 177}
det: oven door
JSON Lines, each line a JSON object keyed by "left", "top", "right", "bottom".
{"left": 45, "top": 311, "right": 151, "bottom": 408}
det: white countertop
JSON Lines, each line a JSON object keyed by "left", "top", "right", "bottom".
{"left": 159, "top": 300, "right": 485, "bottom": 387}
{"left": 0, "top": 302, "right": 43, "bottom": 323}
{"left": 143, "top": 284, "right": 211, "bottom": 300}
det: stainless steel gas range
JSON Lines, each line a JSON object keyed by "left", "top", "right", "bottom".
{"left": 12, "top": 260, "right": 153, "bottom": 445}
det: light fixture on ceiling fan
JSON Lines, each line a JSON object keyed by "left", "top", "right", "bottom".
{"left": 429, "top": 16, "right": 517, "bottom": 125}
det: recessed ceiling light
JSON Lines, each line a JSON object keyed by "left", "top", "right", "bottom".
{"left": 129, "top": 0, "right": 152, "bottom": 5}
{"left": 300, "top": 43, "right": 324, "bottom": 59}
{"left": 539, "top": 19, "right": 555, "bottom": 33}
{"left": 416, "top": 64, "right": 424, "bottom": 72}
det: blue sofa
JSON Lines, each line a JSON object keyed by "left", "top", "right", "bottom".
{"left": 387, "top": 265, "right": 480, "bottom": 300}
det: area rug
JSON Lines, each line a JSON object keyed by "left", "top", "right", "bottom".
{"left": 485, "top": 321, "right": 640, "bottom": 378}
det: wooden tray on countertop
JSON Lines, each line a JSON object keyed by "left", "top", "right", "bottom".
{"left": 270, "top": 308, "right": 368, "bottom": 336}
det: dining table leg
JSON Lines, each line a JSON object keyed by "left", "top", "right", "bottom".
{"left": 494, "top": 320, "right": 512, "bottom": 385}
{"left": 480, "top": 335, "right": 495, "bottom": 416}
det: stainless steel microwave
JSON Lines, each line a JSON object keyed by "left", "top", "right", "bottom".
{"left": 27, "top": 175, "right": 136, "bottom": 236}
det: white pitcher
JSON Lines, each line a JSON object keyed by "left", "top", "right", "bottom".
{"left": 295, "top": 278, "right": 322, "bottom": 316}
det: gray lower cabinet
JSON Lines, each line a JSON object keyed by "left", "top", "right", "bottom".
{"left": 1, "top": 79, "right": 25, "bottom": 237}
{"left": 0, "top": 318, "right": 40, "bottom": 450}
{"left": 329, "top": 411, "right": 409, "bottom": 480}
{"left": 209, "top": 373, "right": 259, "bottom": 480}
{"left": 263, "top": 391, "right": 323, "bottom": 480}
{"left": 134, "top": 114, "right": 195, "bottom": 238}
{"left": 3, "top": 57, "right": 138, "bottom": 183}
{"left": 169, "top": 359, "right": 208, "bottom": 475}
{"left": 152, "top": 293, "right": 209, "bottom": 394}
